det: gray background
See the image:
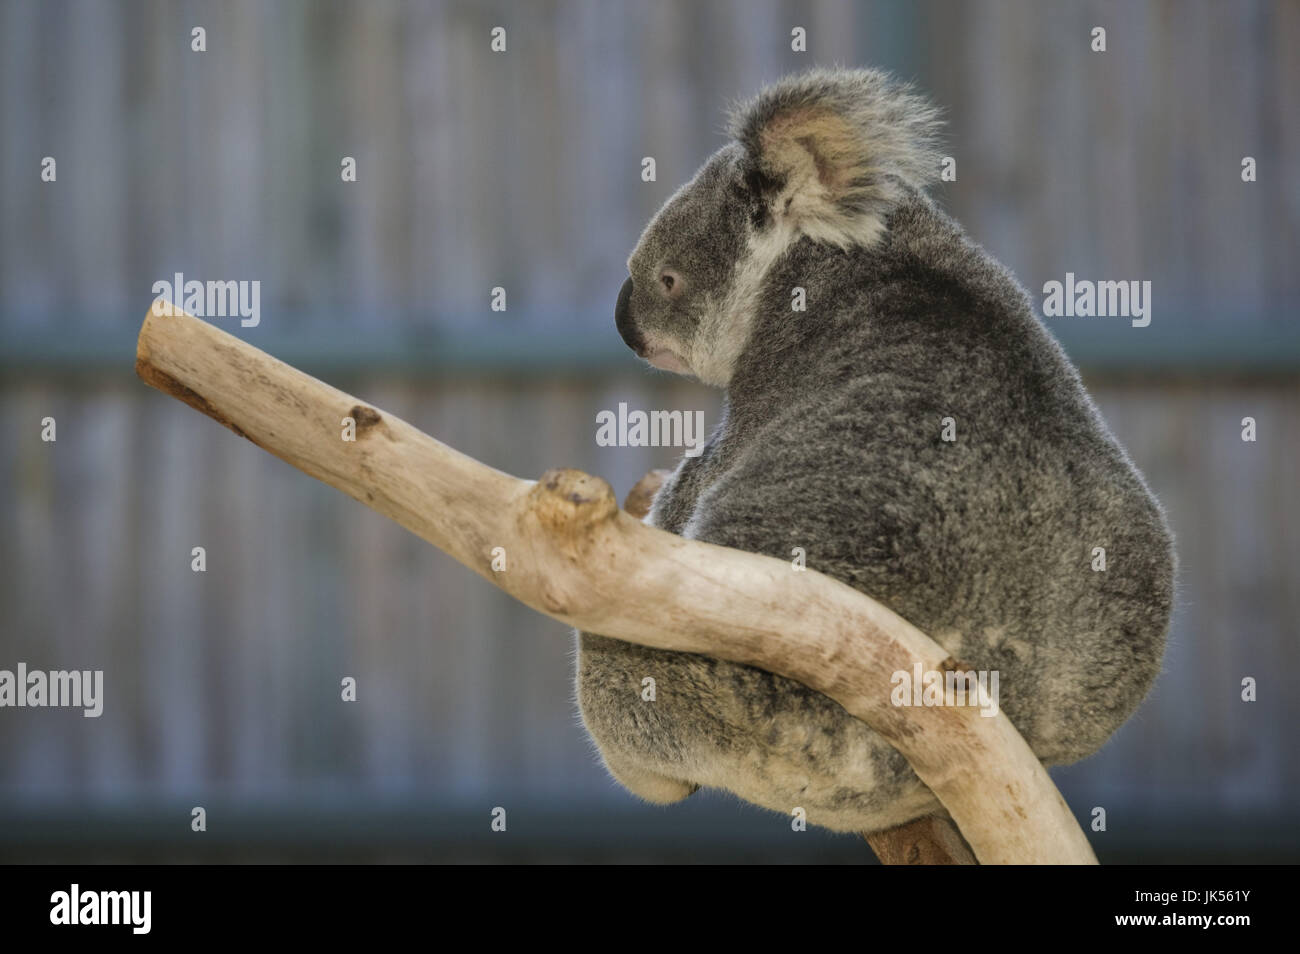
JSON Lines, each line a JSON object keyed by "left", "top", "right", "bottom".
{"left": 0, "top": 0, "right": 1296, "bottom": 862}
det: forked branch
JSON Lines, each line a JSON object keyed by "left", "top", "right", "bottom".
{"left": 135, "top": 303, "right": 1096, "bottom": 865}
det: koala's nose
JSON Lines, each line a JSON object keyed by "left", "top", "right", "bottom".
{"left": 614, "top": 276, "right": 644, "bottom": 354}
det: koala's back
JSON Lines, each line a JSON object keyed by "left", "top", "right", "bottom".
{"left": 576, "top": 195, "right": 1174, "bottom": 833}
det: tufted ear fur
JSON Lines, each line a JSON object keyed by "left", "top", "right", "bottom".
{"left": 729, "top": 68, "right": 942, "bottom": 249}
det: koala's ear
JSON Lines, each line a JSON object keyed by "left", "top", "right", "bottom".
{"left": 730, "top": 68, "right": 942, "bottom": 248}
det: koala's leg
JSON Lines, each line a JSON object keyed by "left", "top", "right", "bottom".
{"left": 599, "top": 750, "right": 699, "bottom": 805}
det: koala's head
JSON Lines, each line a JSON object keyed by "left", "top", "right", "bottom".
{"left": 614, "top": 68, "right": 941, "bottom": 388}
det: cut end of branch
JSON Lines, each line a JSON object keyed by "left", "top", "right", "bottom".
{"left": 135, "top": 350, "right": 251, "bottom": 442}
{"left": 136, "top": 303, "right": 260, "bottom": 444}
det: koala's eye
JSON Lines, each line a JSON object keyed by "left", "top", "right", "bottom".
{"left": 658, "top": 269, "right": 684, "bottom": 299}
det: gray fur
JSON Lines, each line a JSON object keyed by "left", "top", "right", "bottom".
{"left": 577, "top": 68, "right": 1175, "bottom": 833}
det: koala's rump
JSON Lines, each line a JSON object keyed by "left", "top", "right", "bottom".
{"left": 576, "top": 352, "right": 1172, "bottom": 831}
{"left": 575, "top": 629, "right": 943, "bottom": 831}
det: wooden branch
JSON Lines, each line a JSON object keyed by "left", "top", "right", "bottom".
{"left": 865, "top": 813, "right": 978, "bottom": 866}
{"left": 135, "top": 303, "right": 1097, "bottom": 865}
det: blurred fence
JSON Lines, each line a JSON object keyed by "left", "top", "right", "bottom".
{"left": 3, "top": 0, "right": 1296, "bottom": 330}
{"left": 1, "top": 372, "right": 1297, "bottom": 861}
{"left": 1, "top": 0, "right": 1298, "bottom": 861}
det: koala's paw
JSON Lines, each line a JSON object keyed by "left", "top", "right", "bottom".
{"left": 623, "top": 468, "right": 673, "bottom": 520}
{"left": 602, "top": 753, "right": 699, "bottom": 805}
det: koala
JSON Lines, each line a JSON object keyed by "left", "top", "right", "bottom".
{"left": 575, "top": 68, "right": 1175, "bottom": 834}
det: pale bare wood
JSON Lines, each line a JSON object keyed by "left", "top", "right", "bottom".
{"left": 135, "top": 303, "right": 1097, "bottom": 865}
